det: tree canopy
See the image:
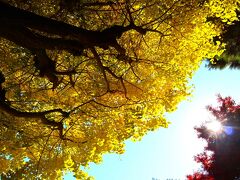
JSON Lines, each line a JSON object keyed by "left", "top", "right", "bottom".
{"left": 206, "top": 6, "right": 240, "bottom": 70}
{"left": 0, "top": 0, "right": 239, "bottom": 179}
{"left": 187, "top": 95, "right": 240, "bottom": 180}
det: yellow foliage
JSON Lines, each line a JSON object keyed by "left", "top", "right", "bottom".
{"left": 0, "top": 0, "right": 239, "bottom": 179}
{"left": 207, "top": 0, "right": 240, "bottom": 23}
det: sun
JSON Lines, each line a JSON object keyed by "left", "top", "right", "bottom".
{"left": 206, "top": 120, "right": 223, "bottom": 133}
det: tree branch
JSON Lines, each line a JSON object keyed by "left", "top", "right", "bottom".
{"left": 91, "top": 48, "right": 110, "bottom": 92}
{"left": 0, "top": 72, "right": 69, "bottom": 128}
{"left": 0, "top": 1, "right": 146, "bottom": 51}
{"left": 0, "top": 25, "right": 84, "bottom": 53}
{"left": 0, "top": 1, "right": 149, "bottom": 90}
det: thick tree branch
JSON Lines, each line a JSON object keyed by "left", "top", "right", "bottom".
{"left": 0, "top": 1, "right": 146, "bottom": 51}
{"left": 0, "top": 1, "right": 114, "bottom": 48}
{"left": 0, "top": 71, "right": 77, "bottom": 142}
{"left": 0, "top": 102, "right": 68, "bottom": 120}
{"left": 0, "top": 25, "right": 84, "bottom": 52}
{"left": 0, "top": 96, "right": 70, "bottom": 140}
{"left": 0, "top": 72, "right": 69, "bottom": 128}
{"left": 0, "top": 2, "right": 93, "bottom": 40}
{"left": 0, "top": 1, "right": 148, "bottom": 89}
{"left": 32, "top": 49, "right": 60, "bottom": 89}
{"left": 32, "top": 49, "right": 77, "bottom": 88}
{"left": 0, "top": 24, "right": 78, "bottom": 88}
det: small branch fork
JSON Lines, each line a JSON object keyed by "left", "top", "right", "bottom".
{"left": 0, "top": 71, "right": 71, "bottom": 141}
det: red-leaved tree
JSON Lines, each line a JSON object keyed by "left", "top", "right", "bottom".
{"left": 187, "top": 95, "right": 240, "bottom": 180}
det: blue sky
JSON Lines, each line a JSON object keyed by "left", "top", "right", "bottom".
{"left": 64, "top": 62, "right": 240, "bottom": 180}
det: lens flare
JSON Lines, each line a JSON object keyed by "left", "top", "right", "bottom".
{"left": 206, "top": 120, "right": 222, "bottom": 133}
{"left": 224, "top": 126, "right": 234, "bottom": 135}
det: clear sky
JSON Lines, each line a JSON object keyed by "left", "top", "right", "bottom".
{"left": 64, "top": 62, "right": 240, "bottom": 180}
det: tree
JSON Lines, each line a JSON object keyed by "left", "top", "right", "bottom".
{"left": 187, "top": 95, "right": 240, "bottom": 180}
{"left": 0, "top": 0, "right": 238, "bottom": 178}
{"left": 206, "top": 8, "right": 240, "bottom": 69}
